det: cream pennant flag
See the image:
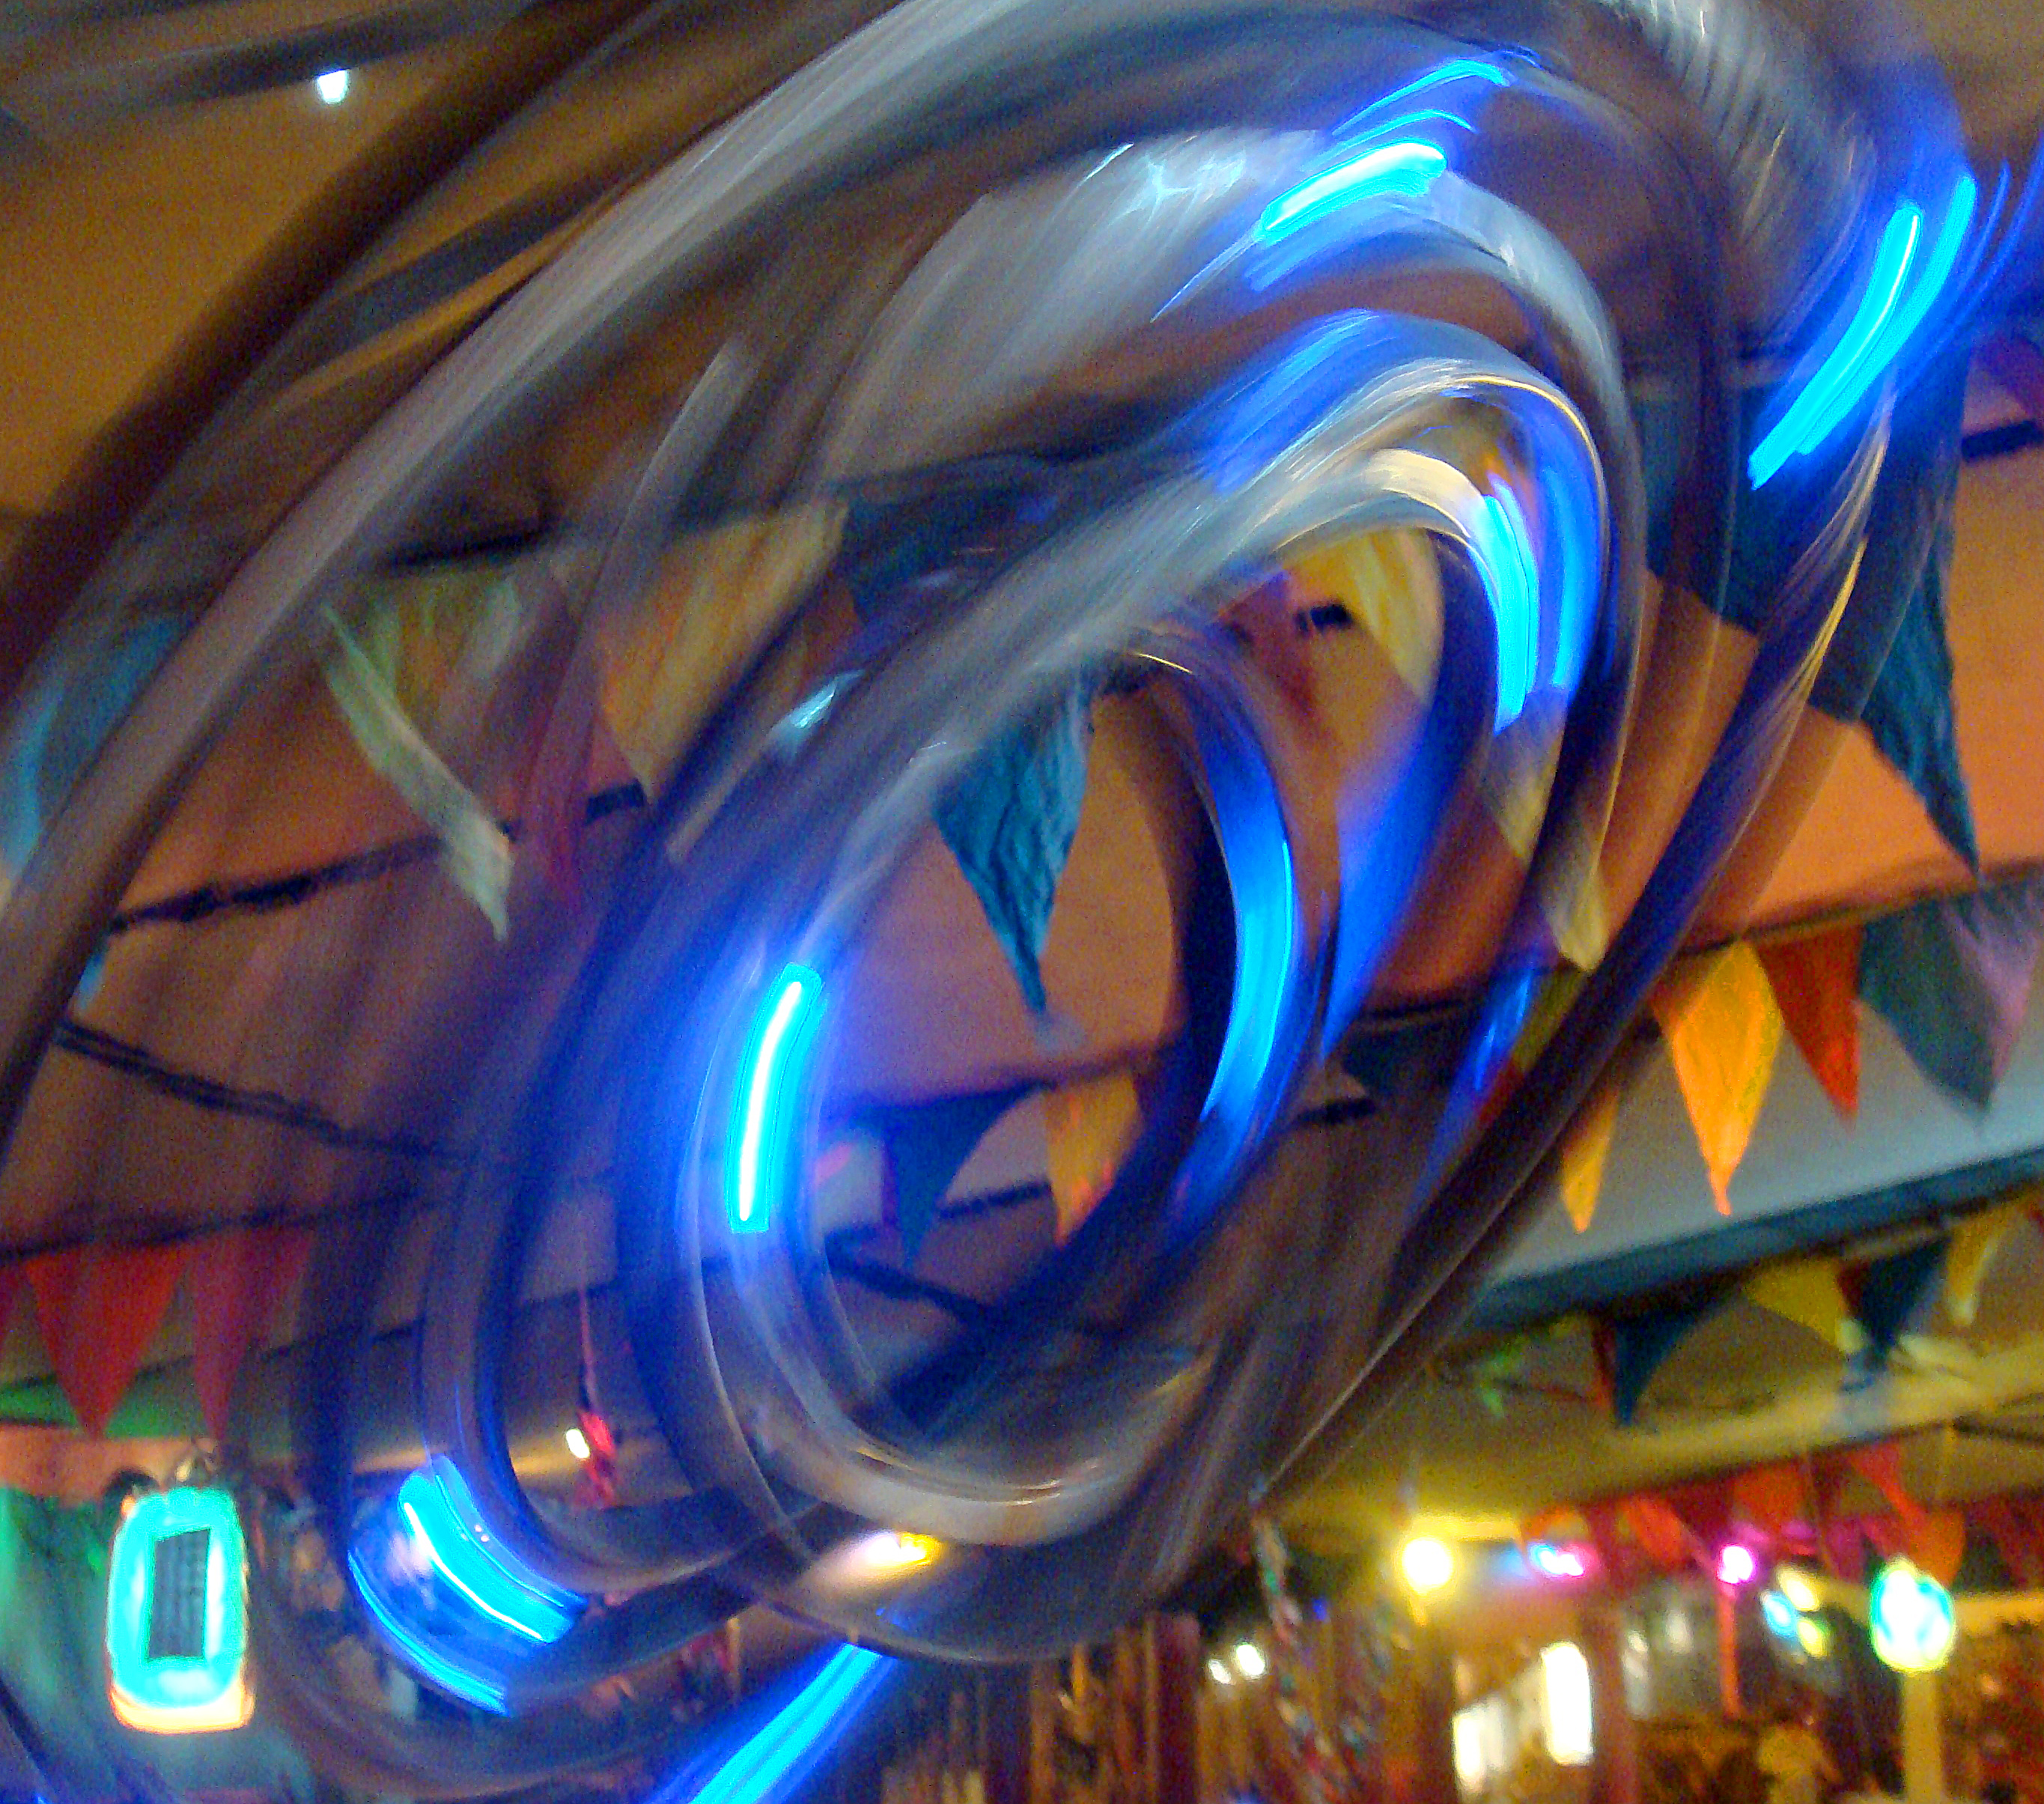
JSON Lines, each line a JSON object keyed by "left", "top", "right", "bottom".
{"left": 1944, "top": 1198, "right": 2034, "bottom": 1328}
{"left": 1652, "top": 942, "right": 1783, "bottom": 1215}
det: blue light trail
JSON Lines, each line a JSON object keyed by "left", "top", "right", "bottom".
{"left": 1258, "top": 142, "right": 1447, "bottom": 242}
{"left": 728, "top": 964, "right": 824, "bottom": 1234}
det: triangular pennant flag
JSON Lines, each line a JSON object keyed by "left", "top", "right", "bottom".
{"left": 23, "top": 1244, "right": 189, "bottom": 1436}
{"left": 1044, "top": 1069, "right": 1143, "bottom": 1245}
{"left": 1944, "top": 1200, "right": 2031, "bottom": 1328}
{"left": 934, "top": 676, "right": 1098, "bottom": 1016}
{"left": 598, "top": 503, "right": 846, "bottom": 793}
{"left": 1283, "top": 531, "right": 1442, "bottom": 697}
{"left": 187, "top": 1225, "right": 314, "bottom": 1441}
{"left": 1731, "top": 1463, "right": 1808, "bottom": 1537}
{"left": 1861, "top": 877, "right": 2044, "bottom": 1111}
{"left": 1651, "top": 942, "right": 1783, "bottom": 1214}
{"left": 1618, "top": 1496, "right": 1694, "bottom": 1573}
{"left": 1559, "top": 1075, "right": 1622, "bottom": 1234}
{"left": 1842, "top": 1442, "right": 1926, "bottom": 1538}
{"left": 1840, "top": 1239, "right": 1947, "bottom": 1380}
{"left": 1744, "top": 1257, "right": 1850, "bottom": 1350}
{"left": 1602, "top": 1288, "right": 1730, "bottom": 1427}
{"left": 1757, "top": 924, "right": 1861, "bottom": 1121}
{"left": 323, "top": 610, "right": 513, "bottom": 938}
{"left": 866, "top": 1086, "right": 1029, "bottom": 1263}
{"left": 1910, "top": 1510, "right": 1968, "bottom": 1588}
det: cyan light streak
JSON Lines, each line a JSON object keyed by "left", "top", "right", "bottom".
{"left": 1331, "top": 56, "right": 1508, "bottom": 138}
{"left": 1748, "top": 174, "right": 1977, "bottom": 487}
{"left": 398, "top": 1463, "right": 580, "bottom": 1644}
{"left": 728, "top": 964, "right": 824, "bottom": 1234}
{"left": 347, "top": 1548, "right": 511, "bottom": 1715}
{"left": 1467, "top": 486, "right": 1541, "bottom": 729}
{"left": 1258, "top": 141, "right": 1447, "bottom": 242}
{"left": 682, "top": 1645, "right": 890, "bottom": 1804}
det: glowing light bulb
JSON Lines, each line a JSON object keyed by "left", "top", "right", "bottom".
{"left": 565, "top": 1426, "right": 590, "bottom": 1461}
{"left": 1207, "top": 1657, "right": 1232, "bottom": 1686}
{"left": 1232, "top": 1641, "right": 1267, "bottom": 1679}
{"left": 853, "top": 1531, "right": 939, "bottom": 1573}
{"left": 1777, "top": 1567, "right": 1821, "bottom": 1614}
{"left": 1716, "top": 1543, "right": 1757, "bottom": 1587}
{"left": 314, "top": 68, "right": 350, "bottom": 104}
{"left": 1529, "top": 1543, "right": 1587, "bottom": 1580}
{"left": 1870, "top": 1559, "right": 1956, "bottom": 1673}
{"left": 1402, "top": 1535, "right": 1456, "bottom": 1595}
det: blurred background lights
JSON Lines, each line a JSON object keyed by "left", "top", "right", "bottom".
{"left": 1715, "top": 1543, "right": 1757, "bottom": 1586}
{"left": 852, "top": 1531, "right": 939, "bottom": 1573}
{"left": 313, "top": 68, "right": 350, "bottom": 104}
{"left": 1232, "top": 1641, "right": 1267, "bottom": 1680}
{"left": 1401, "top": 1534, "right": 1456, "bottom": 1594}
{"left": 564, "top": 1425, "right": 590, "bottom": 1461}
{"left": 1207, "top": 1657, "right": 1232, "bottom": 1686}
{"left": 1777, "top": 1566, "right": 1821, "bottom": 1613}
{"left": 1870, "top": 1558, "right": 1956, "bottom": 1672}
{"left": 1527, "top": 1541, "right": 1587, "bottom": 1580}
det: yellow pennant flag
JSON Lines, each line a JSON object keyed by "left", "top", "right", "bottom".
{"left": 598, "top": 503, "right": 846, "bottom": 794}
{"left": 1282, "top": 531, "right": 1442, "bottom": 697}
{"left": 1043, "top": 1069, "right": 1143, "bottom": 1245}
{"left": 1944, "top": 1198, "right": 2034, "bottom": 1328}
{"left": 1651, "top": 942, "right": 1783, "bottom": 1215}
{"left": 1745, "top": 1257, "right": 1849, "bottom": 1350}
{"left": 1559, "top": 1075, "right": 1623, "bottom": 1234}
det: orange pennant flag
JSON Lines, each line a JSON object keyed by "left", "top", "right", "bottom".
{"left": 1757, "top": 924, "right": 1861, "bottom": 1121}
{"left": 23, "top": 1244, "right": 189, "bottom": 1437}
{"left": 1731, "top": 1463, "right": 1808, "bottom": 1536}
{"left": 1559, "top": 1075, "right": 1622, "bottom": 1234}
{"left": 1652, "top": 943, "right": 1783, "bottom": 1215}
{"left": 187, "top": 1225, "right": 314, "bottom": 1441}
{"left": 1044, "top": 1069, "right": 1143, "bottom": 1245}
{"left": 1944, "top": 1200, "right": 2031, "bottom": 1328}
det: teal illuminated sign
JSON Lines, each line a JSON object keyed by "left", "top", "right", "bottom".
{"left": 106, "top": 1486, "right": 252, "bottom": 1733}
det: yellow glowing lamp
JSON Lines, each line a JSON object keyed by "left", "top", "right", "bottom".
{"left": 106, "top": 1486, "right": 252, "bottom": 1733}
{"left": 1869, "top": 1558, "right": 1956, "bottom": 1674}
{"left": 1401, "top": 1535, "right": 1456, "bottom": 1596}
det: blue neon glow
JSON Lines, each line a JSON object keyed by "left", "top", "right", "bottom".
{"left": 1749, "top": 174, "right": 1977, "bottom": 487}
{"left": 1330, "top": 57, "right": 1509, "bottom": 139}
{"left": 1761, "top": 1588, "right": 1799, "bottom": 1640}
{"left": 727, "top": 964, "right": 823, "bottom": 1234}
{"left": 1467, "top": 486, "right": 1541, "bottom": 729}
{"left": 347, "top": 1547, "right": 511, "bottom": 1714}
{"left": 1259, "top": 141, "right": 1447, "bottom": 242}
{"left": 679, "top": 1645, "right": 890, "bottom": 1804}
{"left": 398, "top": 1462, "right": 580, "bottom": 1644}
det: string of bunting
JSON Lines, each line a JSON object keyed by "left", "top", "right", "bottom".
{"left": 0, "top": 1223, "right": 311, "bottom": 1441}
{"left": 1559, "top": 866, "right": 2044, "bottom": 1234}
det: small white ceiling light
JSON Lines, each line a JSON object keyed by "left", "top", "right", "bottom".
{"left": 1232, "top": 1641, "right": 1267, "bottom": 1680}
{"left": 564, "top": 1426, "right": 590, "bottom": 1461}
{"left": 1207, "top": 1657, "right": 1232, "bottom": 1686}
{"left": 314, "top": 68, "right": 350, "bottom": 105}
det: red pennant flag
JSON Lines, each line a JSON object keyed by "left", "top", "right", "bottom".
{"left": 187, "top": 1226, "right": 313, "bottom": 1441}
{"left": 1619, "top": 1495, "right": 1694, "bottom": 1572}
{"left": 24, "top": 1244, "right": 189, "bottom": 1437}
{"left": 1731, "top": 1463, "right": 1807, "bottom": 1537}
{"left": 1757, "top": 924, "right": 1861, "bottom": 1120}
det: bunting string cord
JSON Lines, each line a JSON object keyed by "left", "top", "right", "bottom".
{"left": 51, "top": 1017, "right": 478, "bottom": 1164}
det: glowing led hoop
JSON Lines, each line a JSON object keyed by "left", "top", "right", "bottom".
{"left": 727, "top": 965, "right": 824, "bottom": 1235}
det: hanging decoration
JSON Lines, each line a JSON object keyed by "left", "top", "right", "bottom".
{"left": 1043, "top": 1069, "right": 1143, "bottom": 1245}
{"left": 186, "top": 1224, "right": 313, "bottom": 1442}
{"left": 1859, "top": 875, "right": 2044, "bottom": 1111}
{"left": 1651, "top": 941, "right": 1783, "bottom": 1215}
{"left": 1593, "top": 1286, "right": 1732, "bottom": 1427}
{"left": 1756, "top": 923, "right": 1863, "bottom": 1120}
{"left": 865, "top": 1084, "right": 1029, "bottom": 1261}
{"left": 1944, "top": 1200, "right": 2034, "bottom": 1328}
{"left": 106, "top": 1483, "right": 253, "bottom": 1734}
{"left": 1558, "top": 1073, "right": 1622, "bottom": 1234}
{"left": 23, "top": 1244, "right": 189, "bottom": 1438}
{"left": 1837, "top": 1238, "right": 1948, "bottom": 1382}
{"left": 1743, "top": 1257, "right": 1852, "bottom": 1350}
